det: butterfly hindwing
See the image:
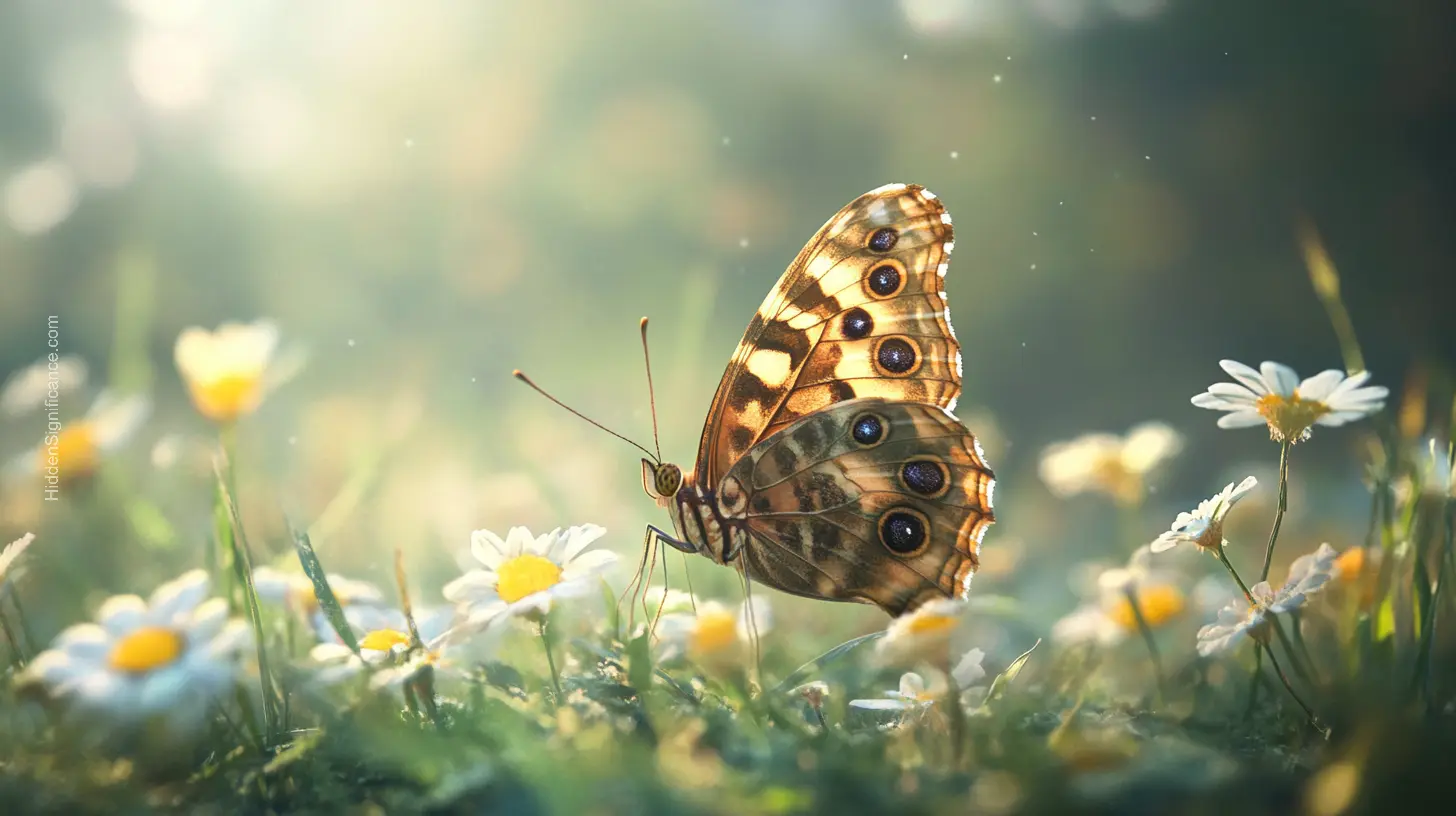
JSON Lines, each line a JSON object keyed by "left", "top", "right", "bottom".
{"left": 695, "top": 184, "right": 960, "bottom": 487}
{"left": 720, "top": 397, "right": 994, "bottom": 617}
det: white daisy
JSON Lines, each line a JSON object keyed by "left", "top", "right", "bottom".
{"left": 1052, "top": 603, "right": 1125, "bottom": 647}
{"left": 654, "top": 597, "right": 772, "bottom": 665}
{"left": 1, "top": 355, "right": 86, "bottom": 416}
{"left": 1191, "top": 360, "right": 1388, "bottom": 443}
{"left": 951, "top": 647, "right": 987, "bottom": 688}
{"left": 873, "top": 597, "right": 967, "bottom": 669}
{"left": 174, "top": 320, "right": 302, "bottom": 424}
{"left": 849, "top": 671, "right": 939, "bottom": 712}
{"left": 1038, "top": 422, "right": 1182, "bottom": 505}
{"left": 251, "top": 566, "right": 387, "bottom": 640}
{"left": 642, "top": 585, "right": 699, "bottom": 619}
{"left": 443, "top": 524, "right": 617, "bottom": 625}
{"left": 9, "top": 391, "right": 149, "bottom": 482}
{"left": 308, "top": 604, "right": 466, "bottom": 686}
{"left": 1197, "top": 543, "right": 1337, "bottom": 656}
{"left": 1149, "top": 476, "right": 1258, "bottom": 553}
{"left": 21, "top": 570, "right": 251, "bottom": 736}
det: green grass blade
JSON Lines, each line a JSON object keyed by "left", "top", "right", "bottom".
{"left": 287, "top": 520, "right": 360, "bottom": 655}
{"left": 214, "top": 453, "right": 280, "bottom": 746}
{"left": 770, "top": 631, "right": 885, "bottom": 695}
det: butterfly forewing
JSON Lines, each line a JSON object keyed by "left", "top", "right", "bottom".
{"left": 695, "top": 183, "right": 960, "bottom": 487}
{"left": 721, "top": 397, "right": 994, "bottom": 617}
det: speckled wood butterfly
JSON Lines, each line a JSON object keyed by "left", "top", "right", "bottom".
{"left": 519, "top": 184, "right": 995, "bottom": 617}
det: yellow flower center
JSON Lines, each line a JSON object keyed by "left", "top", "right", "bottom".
{"left": 186, "top": 373, "right": 265, "bottom": 424}
{"left": 107, "top": 626, "right": 186, "bottom": 674}
{"left": 1089, "top": 454, "right": 1141, "bottom": 506}
{"left": 689, "top": 610, "right": 738, "bottom": 657}
{"left": 905, "top": 612, "right": 959, "bottom": 638}
{"left": 358, "top": 628, "right": 411, "bottom": 652}
{"left": 1255, "top": 391, "right": 1330, "bottom": 443}
{"left": 40, "top": 423, "right": 99, "bottom": 481}
{"left": 1333, "top": 548, "right": 1366, "bottom": 583}
{"left": 495, "top": 554, "right": 562, "bottom": 603}
{"left": 1109, "top": 585, "right": 1186, "bottom": 631}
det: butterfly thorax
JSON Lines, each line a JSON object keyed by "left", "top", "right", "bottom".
{"left": 667, "top": 471, "right": 751, "bottom": 566}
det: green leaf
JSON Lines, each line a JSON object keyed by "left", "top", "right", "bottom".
{"left": 770, "top": 631, "right": 885, "bottom": 695}
{"left": 287, "top": 520, "right": 360, "bottom": 655}
{"left": 627, "top": 628, "right": 653, "bottom": 698}
{"left": 983, "top": 638, "right": 1041, "bottom": 706}
{"left": 1375, "top": 596, "right": 1397, "bottom": 642}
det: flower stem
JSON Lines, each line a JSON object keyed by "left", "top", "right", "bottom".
{"left": 1269, "top": 615, "right": 1316, "bottom": 687}
{"left": 944, "top": 676, "right": 968, "bottom": 769}
{"left": 1123, "top": 587, "right": 1167, "bottom": 706}
{"left": 540, "top": 619, "right": 563, "bottom": 703}
{"left": 1263, "top": 642, "right": 1329, "bottom": 738}
{"left": 0, "top": 605, "right": 23, "bottom": 669}
{"left": 1243, "top": 647, "right": 1264, "bottom": 721}
{"left": 1215, "top": 544, "right": 1255, "bottom": 603}
{"left": 1259, "top": 441, "right": 1292, "bottom": 582}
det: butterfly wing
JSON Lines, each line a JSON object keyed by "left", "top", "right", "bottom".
{"left": 720, "top": 397, "right": 994, "bottom": 617}
{"left": 695, "top": 183, "right": 960, "bottom": 488}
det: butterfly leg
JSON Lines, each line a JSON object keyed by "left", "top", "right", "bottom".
{"left": 646, "top": 524, "right": 698, "bottom": 555}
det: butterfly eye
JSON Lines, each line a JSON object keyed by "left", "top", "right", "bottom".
{"left": 851, "top": 412, "right": 887, "bottom": 446}
{"left": 656, "top": 464, "right": 682, "bottom": 496}
{"left": 867, "top": 265, "right": 903, "bottom": 297}
{"left": 900, "top": 459, "right": 949, "bottom": 498}
{"left": 878, "top": 508, "right": 930, "bottom": 555}
{"left": 874, "top": 336, "right": 921, "bottom": 376}
{"left": 867, "top": 228, "right": 899, "bottom": 252}
{"left": 841, "top": 308, "right": 874, "bottom": 340}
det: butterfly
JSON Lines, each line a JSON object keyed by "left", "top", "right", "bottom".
{"left": 634, "top": 183, "right": 996, "bottom": 617}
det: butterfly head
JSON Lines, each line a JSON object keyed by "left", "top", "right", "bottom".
{"left": 642, "top": 459, "right": 684, "bottom": 506}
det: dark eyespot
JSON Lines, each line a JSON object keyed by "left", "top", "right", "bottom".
{"left": 851, "top": 413, "right": 885, "bottom": 446}
{"left": 901, "top": 460, "right": 947, "bottom": 496}
{"left": 841, "top": 307, "right": 873, "bottom": 340}
{"left": 868, "top": 265, "right": 901, "bottom": 297}
{"left": 876, "top": 337, "right": 917, "bottom": 374}
{"left": 879, "top": 509, "right": 927, "bottom": 554}
{"left": 868, "top": 228, "right": 899, "bottom": 252}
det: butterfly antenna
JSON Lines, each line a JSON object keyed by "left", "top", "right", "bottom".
{"left": 639, "top": 317, "right": 663, "bottom": 463}
{"left": 513, "top": 370, "right": 659, "bottom": 462}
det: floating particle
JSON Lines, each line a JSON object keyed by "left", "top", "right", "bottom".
{"left": 993, "top": 74, "right": 1002, "bottom": 83}
{"left": 347, "top": 339, "right": 355, "bottom": 347}
{"left": 739, "top": 238, "right": 750, "bottom": 248}
{"left": 950, "top": 151, "right": 959, "bottom": 159}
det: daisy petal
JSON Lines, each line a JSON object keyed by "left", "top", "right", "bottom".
{"left": 1296, "top": 369, "right": 1345, "bottom": 402}
{"left": 1217, "top": 411, "right": 1267, "bottom": 428}
{"left": 1218, "top": 360, "right": 1268, "bottom": 394}
{"left": 1260, "top": 362, "right": 1299, "bottom": 396}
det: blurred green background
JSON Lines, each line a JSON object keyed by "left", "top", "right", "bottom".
{"left": 2, "top": 0, "right": 1452, "bottom": 644}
